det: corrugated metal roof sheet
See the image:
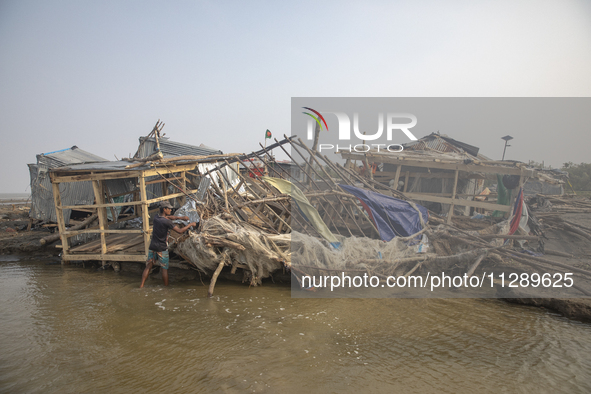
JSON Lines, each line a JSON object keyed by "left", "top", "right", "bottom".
{"left": 404, "top": 137, "right": 461, "bottom": 154}
{"left": 37, "top": 146, "right": 107, "bottom": 168}
{"left": 403, "top": 133, "right": 489, "bottom": 160}
{"left": 137, "top": 137, "right": 222, "bottom": 159}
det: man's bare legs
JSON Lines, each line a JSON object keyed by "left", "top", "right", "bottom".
{"left": 140, "top": 261, "right": 153, "bottom": 288}
{"left": 140, "top": 261, "right": 169, "bottom": 287}
{"left": 162, "top": 268, "right": 169, "bottom": 286}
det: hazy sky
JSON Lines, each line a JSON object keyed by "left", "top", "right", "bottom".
{"left": 1, "top": 0, "right": 590, "bottom": 193}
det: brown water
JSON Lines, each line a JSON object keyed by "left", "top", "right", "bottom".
{"left": 2, "top": 256, "right": 591, "bottom": 393}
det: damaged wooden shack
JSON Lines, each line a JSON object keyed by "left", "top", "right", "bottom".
{"left": 340, "top": 132, "right": 565, "bottom": 223}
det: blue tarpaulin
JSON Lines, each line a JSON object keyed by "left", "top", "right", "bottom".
{"left": 339, "top": 184, "right": 429, "bottom": 241}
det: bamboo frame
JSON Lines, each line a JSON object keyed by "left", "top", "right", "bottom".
{"left": 50, "top": 161, "right": 206, "bottom": 264}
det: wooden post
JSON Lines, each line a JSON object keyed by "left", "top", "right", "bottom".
{"left": 51, "top": 182, "right": 70, "bottom": 263}
{"left": 92, "top": 180, "right": 109, "bottom": 265}
{"left": 138, "top": 174, "right": 150, "bottom": 259}
{"left": 180, "top": 171, "right": 187, "bottom": 206}
{"left": 446, "top": 169, "right": 459, "bottom": 225}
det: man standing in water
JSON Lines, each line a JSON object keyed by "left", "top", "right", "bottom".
{"left": 140, "top": 201, "right": 196, "bottom": 288}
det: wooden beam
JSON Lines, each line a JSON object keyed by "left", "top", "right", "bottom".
{"left": 373, "top": 171, "right": 487, "bottom": 180}
{"left": 51, "top": 170, "right": 140, "bottom": 183}
{"left": 142, "top": 163, "right": 199, "bottom": 178}
{"left": 51, "top": 163, "right": 201, "bottom": 183}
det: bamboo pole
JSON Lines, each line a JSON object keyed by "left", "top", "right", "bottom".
{"left": 138, "top": 175, "right": 151, "bottom": 258}
{"left": 273, "top": 140, "right": 353, "bottom": 236}
{"left": 294, "top": 138, "right": 373, "bottom": 237}
{"left": 232, "top": 155, "right": 317, "bottom": 237}
{"left": 92, "top": 180, "right": 109, "bottom": 265}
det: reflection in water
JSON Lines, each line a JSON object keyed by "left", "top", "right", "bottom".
{"left": 1, "top": 258, "right": 591, "bottom": 393}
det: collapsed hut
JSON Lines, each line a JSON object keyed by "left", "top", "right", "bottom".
{"left": 46, "top": 127, "right": 591, "bottom": 298}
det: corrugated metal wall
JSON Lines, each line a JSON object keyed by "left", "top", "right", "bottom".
{"left": 28, "top": 163, "right": 96, "bottom": 225}
{"left": 28, "top": 147, "right": 107, "bottom": 224}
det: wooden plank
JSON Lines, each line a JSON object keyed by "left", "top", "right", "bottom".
{"left": 51, "top": 182, "right": 70, "bottom": 257}
{"left": 62, "top": 254, "right": 147, "bottom": 262}
{"left": 404, "top": 192, "right": 511, "bottom": 212}
{"left": 108, "top": 237, "right": 145, "bottom": 253}
{"left": 106, "top": 234, "right": 143, "bottom": 253}
{"left": 341, "top": 152, "right": 534, "bottom": 176}
{"left": 69, "top": 238, "right": 103, "bottom": 253}
{"left": 77, "top": 233, "right": 130, "bottom": 252}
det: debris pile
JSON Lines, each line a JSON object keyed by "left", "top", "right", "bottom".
{"left": 148, "top": 136, "right": 591, "bottom": 298}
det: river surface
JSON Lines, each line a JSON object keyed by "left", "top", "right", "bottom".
{"left": 1, "top": 256, "right": 591, "bottom": 393}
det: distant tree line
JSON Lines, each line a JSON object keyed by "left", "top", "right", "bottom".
{"left": 562, "top": 162, "right": 591, "bottom": 191}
